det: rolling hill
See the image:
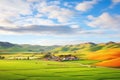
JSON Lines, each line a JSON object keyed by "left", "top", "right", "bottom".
{"left": 87, "top": 48, "right": 120, "bottom": 67}
{"left": 52, "top": 42, "right": 120, "bottom": 67}
{"left": 87, "top": 48, "right": 120, "bottom": 60}
{"left": 95, "top": 58, "right": 120, "bottom": 67}
{"left": 0, "top": 41, "right": 59, "bottom": 53}
{"left": 52, "top": 41, "right": 120, "bottom": 56}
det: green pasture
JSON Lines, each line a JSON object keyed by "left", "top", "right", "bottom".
{"left": 0, "top": 60, "right": 120, "bottom": 80}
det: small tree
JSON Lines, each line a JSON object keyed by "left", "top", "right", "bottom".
{"left": 43, "top": 52, "right": 52, "bottom": 59}
{"left": 27, "top": 57, "right": 30, "bottom": 60}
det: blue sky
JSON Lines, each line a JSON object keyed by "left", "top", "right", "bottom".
{"left": 0, "top": 0, "right": 120, "bottom": 45}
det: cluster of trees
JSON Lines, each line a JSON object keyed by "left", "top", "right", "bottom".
{"left": 0, "top": 56, "right": 5, "bottom": 59}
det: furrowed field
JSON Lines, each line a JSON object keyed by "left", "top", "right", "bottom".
{"left": 0, "top": 60, "right": 120, "bottom": 80}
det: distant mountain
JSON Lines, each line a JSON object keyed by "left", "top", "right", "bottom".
{"left": 0, "top": 41, "right": 59, "bottom": 53}
{"left": 0, "top": 42, "right": 16, "bottom": 48}
{"left": 0, "top": 41, "right": 120, "bottom": 54}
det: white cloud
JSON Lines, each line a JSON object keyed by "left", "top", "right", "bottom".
{"left": 0, "top": 0, "right": 33, "bottom": 29}
{"left": 75, "top": 0, "right": 98, "bottom": 12}
{"left": 15, "top": 18, "right": 55, "bottom": 26}
{"left": 0, "top": 0, "right": 31, "bottom": 19}
{"left": 0, "top": 19, "right": 17, "bottom": 28}
{"left": 49, "top": 1, "right": 60, "bottom": 5}
{"left": 32, "top": 39, "right": 85, "bottom": 46}
{"left": 0, "top": 24, "right": 81, "bottom": 35}
{"left": 70, "top": 25, "right": 80, "bottom": 29}
{"left": 64, "top": 2, "right": 73, "bottom": 8}
{"left": 26, "top": 0, "right": 40, "bottom": 2}
{"left": 0, "top": 0, "right": 74, "bottom": 27}
{"left": 0, "top": 23, "right": 106, "bottom": 36}
{"left": 37, "top": 1, "right": 74, "bottom": 23}
{"left": 0, "top": 0, "right": 77, "bottom": 36}
{"left": 112, "top": 0, "right": 120, "bottom": 3}
{"left": 110, "top": 0, "right": 120, "bottom": 8}
{"left": 87, "top": 12, "right": 120, "bottom": 29}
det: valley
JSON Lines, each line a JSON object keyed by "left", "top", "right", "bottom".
{"left": 0, "top": 41, "right": 120, "bottom": 80}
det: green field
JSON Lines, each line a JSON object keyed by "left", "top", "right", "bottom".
{"left": 0, "top": 60, "right": 120, "bottom": 80}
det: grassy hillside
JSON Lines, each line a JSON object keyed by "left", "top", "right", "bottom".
{"left": 52, "top": 42, "right": 120, "bottom": 67}
{"left": 52, "top": 42, "right": 120, "bottom": 57}
{"left": 95, "top": 58, "right": 120, "bottom": 67}
{"left": 87, "top": 48, "right": 120, "bottom": 60}
{"left": 86, "top": 48, "right": 120, "bottom": 67}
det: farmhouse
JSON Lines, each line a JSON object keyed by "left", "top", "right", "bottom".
{"left": 59, "top": 54, "right": 79, "bottom": 61}
{"left": 44, "top": 54, "right": 79, "bottom": 61}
